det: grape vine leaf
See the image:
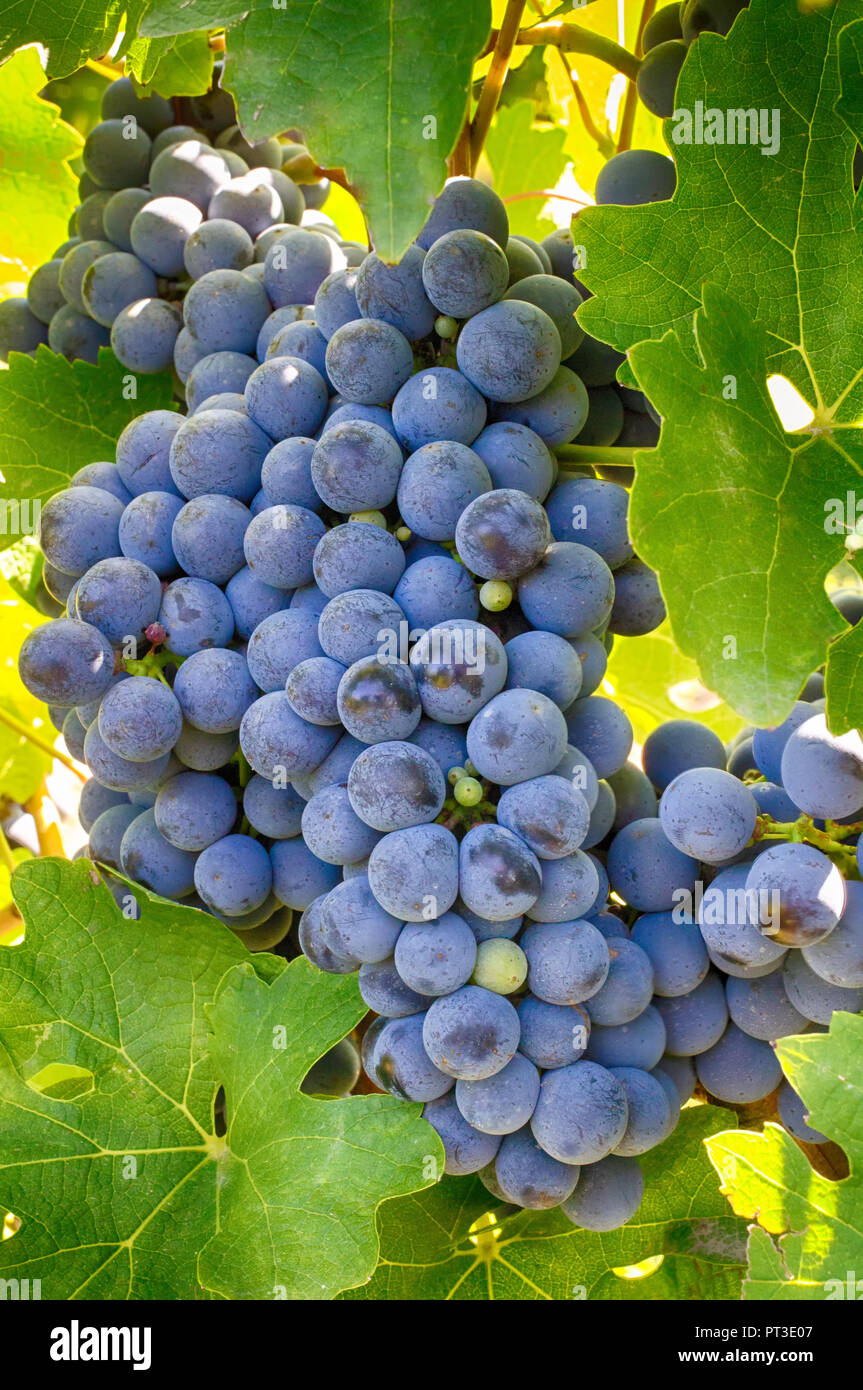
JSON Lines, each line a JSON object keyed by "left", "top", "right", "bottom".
{"left": 0, "top": 574, "right": 51, "bottom": 804}
{"left": 128, "top": 30, "right": 215, "bottom": 97}
{"left": 345, "top": 1104, "right": 747, "bottom": 1301}
{"left": 0, "top": 859, "right": 439, "bottom": 1299}
{"left": 484, "top": 100, "right": 567, "bottom": 242}
{"left": 215, "top": 0, "right": 492, "bottom": 262}
{"left": 0, "top": 346, "right": 175, "bottom": 554}
{"left": 0, "top": 0, "right": 125, "bottom": 78}
{"left": 605, "top": 620, "right": 743, "bottom": 747}
{"left": 825, "top": 617, "right": 863, "bottom": 735}
{"left": 0, "top": 48, "right": 83, "bottom": 279}
{"left": 139, "top": 0, "right": 250, "bottom": 38}
{"left": 197, "top": 958, "right": 441, "bottom": 1299}
{"left": 627, "top": 286, "right": 854, "bottom": 727}
{"left": 706, "top": 1014, "right": 863, "bottom": 1300}
{"left": 0, "top": 536, "right": 43, "bottom": 606}
{"left": 576, "top": 0, "right": 863, "bottom": 399}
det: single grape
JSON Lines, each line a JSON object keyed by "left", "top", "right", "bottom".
{"left": 119, "top": 809, "right": 197, "bottom": 899}
{"left": 531, "top": 1061, "right": 628, "bottom": 1164}
{"left": 586, "top": 1004, "right": 667, "bottom": 1070}
{"left": 610, "top": 1066, "right": 673, "bottom": 1155}
{"left": 458, "top": 823, "right": 542, "bottom": 921}
{"left": 394, "top": 913, "right": 477, "bottom": 996}
{"left": 154, "top": 771, "right": 238, "bottom": 850}
{"left": 745, "top": 843, "right": 845, "bottom": 948}
{"left": 606, "top": 817, "right": 698, "bottom": 913}
{"left": 367, "top": 823, "right": 459, "bottom": 922}
{"left": 642, "top": 718, "right": 727, "bottom": 790}
{"left": 630, "top": 912, "right": 709, "bottom": 997}
{"left": 366, "top": 1014, "right": 454, "bottom": 1102}
{"left": 422, "top": 985, "right": 520, "bottom": 1080}
{"left": 194, "top": 832, "right": 273, "bottom": 917}
{"left": 659, "top": 767, "right": 758, "bottom": 864}
{"left": 695, "top": 1023, "right": 782, "bottom": 1104}
{"left": 595, "top": 150, "right": 677, "bottom": 206}
{"left": 271, "top": 837, "right": 341, "bottom": 910}
{"left": 391, "top": 367, "right": 487, "bottom": 451}
{"left": 98, "top": 675, "right": 182, "bottom": 762}
{"left": 561, "top": 1154, "right": 643, "bottom": 1231}
{"left": 653, "top": 971, "right": 729, "bottom": 1056}
{"left": 495, "top": 1127, "right": 580, "bottom": 1209}
{"left": 496, "top": 775, "right": 590, "bottom": 860}
{"left": 423, "top": 1093, "right": 502, "bottom": 1175}
{"left": 471, "top": 938, "right": 528, "bottom": 995}
{"left": 725, "top": 970, "right": 807, "bottom": 1041}
{"left": 455, "top": 1053, "right": 540, "bottom": 1136}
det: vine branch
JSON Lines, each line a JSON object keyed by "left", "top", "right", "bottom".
{"left": 25, "top": 783, "right": 65, "bottom": 859}
{"left": 470, "top": 0, "right": 529, "bottom": 171}
{"left": 483, "top": 21, "right": 641, "bottom": 79}
{"left": 617, "top": 0, "right": 656, "bottom": 153}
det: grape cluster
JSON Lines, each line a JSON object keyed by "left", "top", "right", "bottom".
{"left": 15, "top": 86, "right": 681, "bottom": 1224}
{"left": 636, "top": 0, "right": 750, "bottom": 119}
{"left": 0, "top": 70, "right": 333, "bottom": 370}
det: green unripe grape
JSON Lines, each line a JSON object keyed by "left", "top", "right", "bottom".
{"left": 435, "top": 314, "right": 459, "bottom": 339}
{"left": 447, "top": 765, "right": 467, "bottom": 786}
{"left": 464, "top": 759, "right": 478, "bottom": 777}
{"left": 471, "top": 939, "right": 528, "bottom": 995}
{"left": 349, "top": 509, "right": 387, "bottom": 527}
{"left": 479, "top": 580, "right": 513, "bottom": 612}
{"left": 395, "top": 525, "right": 412, "bottom": 542}
{"left": 454, "top": 776, "right": 482, "bottom": 806}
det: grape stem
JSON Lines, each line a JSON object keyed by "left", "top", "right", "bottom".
{"left": 509, "top": 21, "right": 642, "bottom": 80}
{"left": 470, "top": 0, "right": 530, "bottom": 172}
{"left": 753, "top": 813, "right": 862, "bottom": 876}
{"left": 616, "top": 0, "right": 657, "bottom": 153}
{"left": 0, "top": 707, "right": 87, "bottom": 781}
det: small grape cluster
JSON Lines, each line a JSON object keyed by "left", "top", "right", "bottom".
{"left": 0, "top": 68, "right": 332, "bottom": 370}
{"left": 635, "top": 0, "right": 750, "bottom": 119}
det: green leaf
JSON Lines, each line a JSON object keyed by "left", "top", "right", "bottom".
{"left": 125, "top": 32, "right": 174, "bottom": 87}
{"left": 150, "top": 31, "right": 215, "bottom": 97}
{"left": 628, "top": 286, "right": 853, "bottom": 727}
{"left": 129, "top": 30, "right": 216, "bottom": 97}
{"left": 222, "top": 0, "right": 492, "bottom": 261}
{"left": 198, "top": 957, "right": 441, "bottom": 1299}
{"left": 577, "top": 0, "right": 863, "bottom": 404}
{"left": 706, "top": 1013, "right": 863, "bottom": 1299}
{"left": 484, "top": 100, "right": 568, "bottom": 241}
{"left": 0, "top": 346, "right": 175, "bottom": 554}
{"left": 605, "top": 620, "right": 744, "bottom": 748}
{"left": 497, "top": 46, "right": 548, "bottom": 112}
{"left": 0, "top": 575, "right": 51, "bottom": 804}
{"left": 825, "top": 617, "right": 863, "bottom": 736}
{"left": 140, "top": 0, "right": 250, "bottom": 38}
{"left": 0, "top": 536, "right": 43, "bottom": 606}
{"left": 0, "top": 0, "right": 124, "bottom": 78}
{"left": 0, "top": 48, "right": 83, "bottom": 278}
{"left": 347, "top": 1105, "right": 746, "bottom": 1300}
{"left": 0, "top": 859, "right": 437, "bottom": 1299}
